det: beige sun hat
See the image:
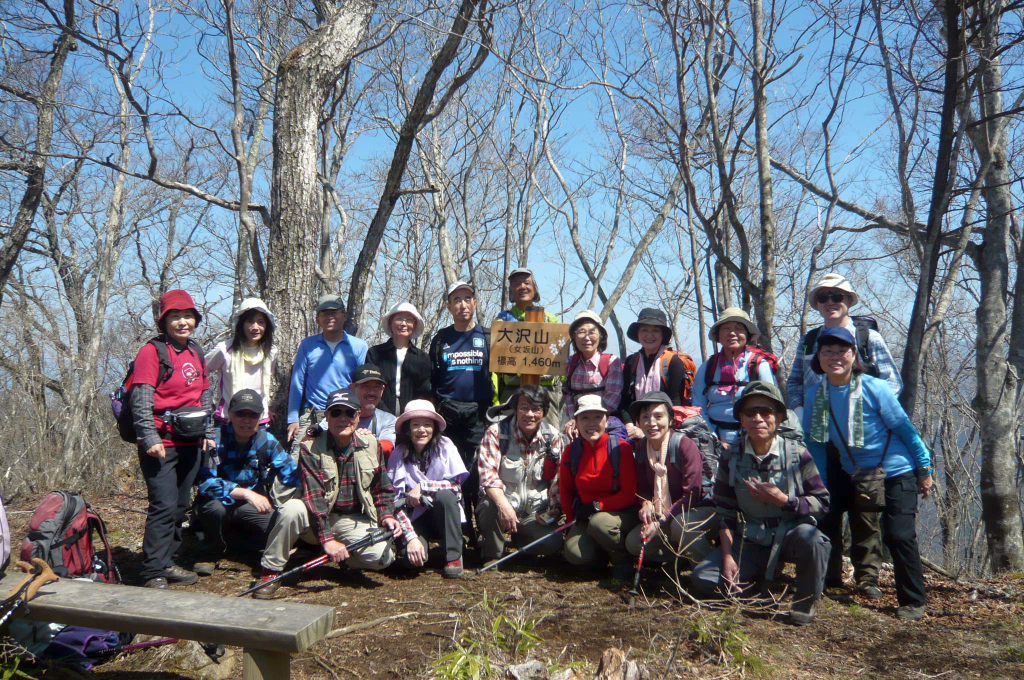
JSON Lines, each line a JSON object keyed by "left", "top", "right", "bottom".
{"left": 395, "top": 399, "right": 447, "bottom": 432}
{"left": 382, "top": 302, "right": 425, "bottom": 339}
{"left": 708, "top": 307, "right": 760, "bottom": 345}
{"left": 808, "top": 273, "right": 859, "bottom": 309}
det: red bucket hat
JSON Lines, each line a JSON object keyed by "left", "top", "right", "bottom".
{"left": 158, "top": 289, "right": 202, "bottom": 325}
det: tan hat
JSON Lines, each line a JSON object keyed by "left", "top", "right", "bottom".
{"left": 808, "top": 273, "right": 859, "bottom": 309}
{"left": 573, "top": 394, "right": 607, "bottom": 418}
{"left": 569, "top": 309, "right": 606, "bottom": 340}
{"left": 383, "top": 302, "right": 425, "bottom": 339}
{"left": 708, "top": 307, "right": 760, "bottom": 344}
{"left": 395, "top": 399, "right": 446, "bottom": 432}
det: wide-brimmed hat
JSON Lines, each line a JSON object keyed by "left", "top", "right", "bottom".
{"left": 733, "top": 381, "right": 786, "bottom": 414}
{"left": 808, "top": 273, "right": 859, "bottom": 309}
{"left": 231, "top": 297, "right": 276, "bottom": 331}
{"left": 627, "top": 308, "right": 672, "bottom": 343}
{"left": 627, "top": 390, "right": 673, "bottom": 422}
{"left": 395, "top": 399, "right": 447, "bottom": 432}
{"left": 573, "top": 394, "right": 607, "bottom": 418}
{"left": 508, "top": 267, "right": 541, "bottom": 304}
{"left": 708, "top": 307, "right": 759, "bottom": 345}
{"left": 158, "top": 289, "right": 202, "bottom": 325}
{"left": 383, "top": 302, "right": 425, "bottom": 339}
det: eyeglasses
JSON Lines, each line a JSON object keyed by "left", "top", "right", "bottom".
{"left": 328, "top": 407, "right": 358, "bottom": 419}
{"left": 819, "top": 347, "right": 853, "bottom": 359}
{"left": 574, "top": 328, "right": 600, "bottom": 338}
{"left": 740, "top": 406, "right": 777, "bottom": 419}
{"left": 816, "top": 292, "right": 846, "bottom": 305}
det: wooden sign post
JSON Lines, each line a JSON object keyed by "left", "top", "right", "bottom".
{"left": 489, "top": 307, "right": 571, "bottom": 381}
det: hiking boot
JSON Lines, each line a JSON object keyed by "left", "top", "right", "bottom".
{"left": 825, "top": 577, "right": 845, "bottom": 590}
{"left": 896, "top": 604, "right": 926, "bottom": 621}
{"left": 443, "top": 558, "right": 464, "bottom": 578}
{"left": 162, "top": 565, "right": 198, "bottom": 585}
{"left": 788, "top": 599, "right": 817, "bottom": 626}
{"left": 252, "top": 571, "right": 282, "bottom": 600}
{"left": 144, "top": 576, "right": 168, "bottom": 589}
{"left": 194, "top": 561, "right": 218, "bottom": 577}
{"left": 857, "top": 583, "right": 883, "bottom": 600}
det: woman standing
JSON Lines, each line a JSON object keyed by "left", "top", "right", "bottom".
{"left": 563, "top": 311, "right": 625, "bottom": 441}
{"left": 387, "top": 400, "right": 469, "bottom": 578}
{"left": 692, "top": 308, "right": 776, "bottom": 448}
{"left": 620, "top": 308, "right": 693, "bottom": 439}
{"left": 130, "top": 289, "right": 215, "bottom": 589}
{"left": 206, "top": 298, "right": 278, "bottom": 425}
{"left": 802, "top": 326, "right": 933, "bottom": 620}
{"left": 367, "top": 302, "right": 432, "bottom": 415}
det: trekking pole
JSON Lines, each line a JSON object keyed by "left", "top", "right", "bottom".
{"left": 476, "top": 520, "right": 575, "bottom": 574}
{"left": 627, "top": 536, "right": 651, "bottom": 596}
{"left": 237, "top": 526, "right": 391, "bottom": 597}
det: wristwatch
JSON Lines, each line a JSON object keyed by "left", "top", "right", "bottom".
{"left": 914, "top": 466, "right": 932, "bottom": 478}
{"left": 592, "top": 501, "right": 601, "bottom": 512}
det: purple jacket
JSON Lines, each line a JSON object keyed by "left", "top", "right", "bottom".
{"left": 387, "top": 436, "right": 468, "bottom": 522}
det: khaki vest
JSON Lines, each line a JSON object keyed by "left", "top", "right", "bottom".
{"left": 496, "top": 420, "right": 560, "bottom": 517}
{"left": 304, "top": 430, "right": 382, "bottom": 523}
{"left": 728, "top": 436, "right": 800, "bottom": 546}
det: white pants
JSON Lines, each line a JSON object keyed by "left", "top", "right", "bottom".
{"left": 261, "top": 498, "right": 394, "bottom": 572}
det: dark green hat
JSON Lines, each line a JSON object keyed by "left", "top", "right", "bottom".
{"left": 733, "top": 381, "right": 786, "bottom": 414}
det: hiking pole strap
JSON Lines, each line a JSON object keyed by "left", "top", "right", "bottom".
{"left": 476, "top": 520, "right": 576, "bottom": 574}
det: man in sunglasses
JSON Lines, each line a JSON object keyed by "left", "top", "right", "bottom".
{"left": 786, "top": 273, "right": 902, "bottom": 415}
{"left": 252, "top": 389, "right": 401, "bottom": 598}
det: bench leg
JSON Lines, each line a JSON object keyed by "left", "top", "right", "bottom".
{"left": 243, "top": 648, "right": 290, "bottom": 680}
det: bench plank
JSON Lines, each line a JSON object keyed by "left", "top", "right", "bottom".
{"left": 0, "top": 575, "right": 335, "bottom": 653}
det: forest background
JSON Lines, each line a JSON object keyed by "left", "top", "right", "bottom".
{"left": 1, "top": 0, "right": 1023, "bottom": 579}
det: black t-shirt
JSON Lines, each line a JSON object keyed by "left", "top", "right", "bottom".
{"left": 430, "top": 324, "right": 492, "bottom": 403}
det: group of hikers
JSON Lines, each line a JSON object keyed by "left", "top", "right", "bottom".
{"left": 128, "top": 270, "right": 933, "bottom": 626}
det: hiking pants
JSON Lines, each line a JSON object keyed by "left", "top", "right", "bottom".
{"left": 564, "top": 510, "right": 639, "bottom": 567}
{"left": 437, "top": 399, "right": 488, "bottom": 516}
{"left": 138, "top": 444, "right": 202, "bottom": 580}
{"left": 288, "top": 406, "right": 321, "bottom": 459}
{"left": 882, "top": 473, "right": 927, "bottom": 607}
{"left": 821, "top": 453, "right": 883, "bottom": 586}
{"left": 261, "top": 499, "right": 394, "bottom": 572}
{"left": 625, "top": 505, "right": 716, "bottom": 566}
{"left": 475, "top": 497, "right": 563, "bottom": 561}
{"left": 402, "top": 490, "right": 463, "bottom": 565}
{"left": 195, "top": 496, "right": 274, "bottom": 556}
{"left": 691, "top": 523, "right": 831, "bottom": 606}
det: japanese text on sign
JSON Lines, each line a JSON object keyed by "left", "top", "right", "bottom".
{"left": 489, "top": 320, "right": 571, "bottom": 375}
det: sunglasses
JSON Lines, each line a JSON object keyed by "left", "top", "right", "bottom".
{"left": 815, "top": 292, "right": 846, "bottom": 304}
{"left": 327, "top": 407, "right": 358, "bottom": 419}
{"left": 740, "top": 406, "right": 777, "bottom": 419}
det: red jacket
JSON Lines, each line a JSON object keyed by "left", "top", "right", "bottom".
{"left": 559, "top": 433, "right": 637, "bottom": 522}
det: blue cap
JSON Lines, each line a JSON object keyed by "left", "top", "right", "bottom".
{"left": 816, "top": 325, "right": 856, "bottom": 348}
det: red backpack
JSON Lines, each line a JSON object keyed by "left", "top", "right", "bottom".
{"left": 563, "top": 352, "right": 613, "bottom": 398}
{"left": 21, "top": 491, "right": 119, "bottom": 584}
{"left": 701, "top": 346, "right": 780, "bottom": 396}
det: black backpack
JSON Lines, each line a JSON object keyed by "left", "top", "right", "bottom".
{"left": 110, "top": 336, "right": 206, "bottom": 443}
{"left": 803, "top": 316, "right": 881, "bottom": 378}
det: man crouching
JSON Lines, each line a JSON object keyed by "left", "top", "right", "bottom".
{"left": 252, "top": 389, "right": 402, "bottom": 598}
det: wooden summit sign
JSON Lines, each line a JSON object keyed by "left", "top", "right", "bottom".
{"left": 489, "top": 320, "right": 571, "bottom": 375}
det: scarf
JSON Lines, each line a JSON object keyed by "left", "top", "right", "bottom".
{"left": 809, "top": 373, "right": 864, "bottom": 447}
{"left": 229, "top": 341, "right": 273, "bottom": 415}
{"left": 647, "top": 437, "right": 671, "bottom": 517}
{"left": 716, "top": 353, "right": 742, "bottom": 396}
{"left": 635, "top": 346, "right": 667, "bottom": 400}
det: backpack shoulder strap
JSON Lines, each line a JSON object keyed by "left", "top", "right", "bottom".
{"left": 852, "top": 318, "right": 874, "bottom": 363}
{"left": 703, "top": 353, "right": 720, "bottom": 393}
{"left": 598, "top": 353, "right": 611, "bottom": 378}
{"left": 803, "top": 327, "right": 821, "bottom": 356}
{"left": 607, "top": 436, "right": 621, "bottom": 494}
{"left": 188, "top": 338, "right": 207, "bottom": 368}
{"left": 667, "top": 430, "right": 686, "bottom": 466}
{"left": 150, "top": 338, "right": 175, "bottom": 386}
{"left": 565, "top": 353, "right": 581, "bottom": 386}
{"left": 568, "top": 438, "right": 583, "bottom": 476}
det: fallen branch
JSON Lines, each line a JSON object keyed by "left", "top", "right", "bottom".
{"left": 921, "top": 557, "right": 957, "bottom": 580}
{"left": 326, "top": 611, "right": 419, "bottom": 637}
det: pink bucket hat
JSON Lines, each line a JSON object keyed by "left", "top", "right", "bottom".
{"left": 395, "top": 399, "right": 447, "bottom": 432}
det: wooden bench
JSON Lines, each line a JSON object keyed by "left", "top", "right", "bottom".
{"left": 0, "top": 574, "right": 335, "bottom": 680}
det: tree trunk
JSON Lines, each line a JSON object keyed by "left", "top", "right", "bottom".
{"left": 0, "top": 0, "right": 76, "bottom": 310}
{"left": 265, "top": 0, "right": 377, "bottom": 428}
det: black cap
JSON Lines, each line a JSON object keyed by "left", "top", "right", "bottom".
{"left": 627, "top": 308, "right": 672, "bottom": 343}
{"left": 228, "top": 389, "right": 264, "bottom": 414}
{"left": 325, "top": 389, "right": 360, "bottom": 411}
{"left": 627, "top": 390, "right": 674, "bottom": 422}
{"left": 353, "top": 363, "right": 386, "bottom": 385}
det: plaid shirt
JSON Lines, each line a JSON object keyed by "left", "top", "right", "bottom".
{"left": 563, "top": 352, "right": 624, "bottom": 420}
{"left": 786, "top": 325, "right": 902, "bottom": 409}
{"left": 197, "top": 425, "right": 298, "bottom": 503}
{"left": 477, "top": 422, "right": 562, "bottom": 516}
{"left": 299, "top": 435, "right": 395, "bottom": 545}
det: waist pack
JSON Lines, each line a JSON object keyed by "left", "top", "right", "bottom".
{"left": 20, "top": 491, "right": 119, "bottom": 584}
{"left": 828, "top": 406, "right": 889, "bottom": 512}
{"left": 163, "top": 407, "right": 210, "bottom": 440}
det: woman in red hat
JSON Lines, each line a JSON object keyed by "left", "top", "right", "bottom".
{"left": 130, "top": 289, "right": 215, "bottom": 589}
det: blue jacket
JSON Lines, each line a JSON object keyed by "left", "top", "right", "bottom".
{"left": 197, "top": 425, "right": 298, "bottom": 503}
{"left": 692, "top": 348, "right": 776, "bottom": 445}
{"left": 801, "top": 375, "right": 930, "bottom": 485}
{"left": 287, "top": 332, "right": 368, "bottom": 422}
